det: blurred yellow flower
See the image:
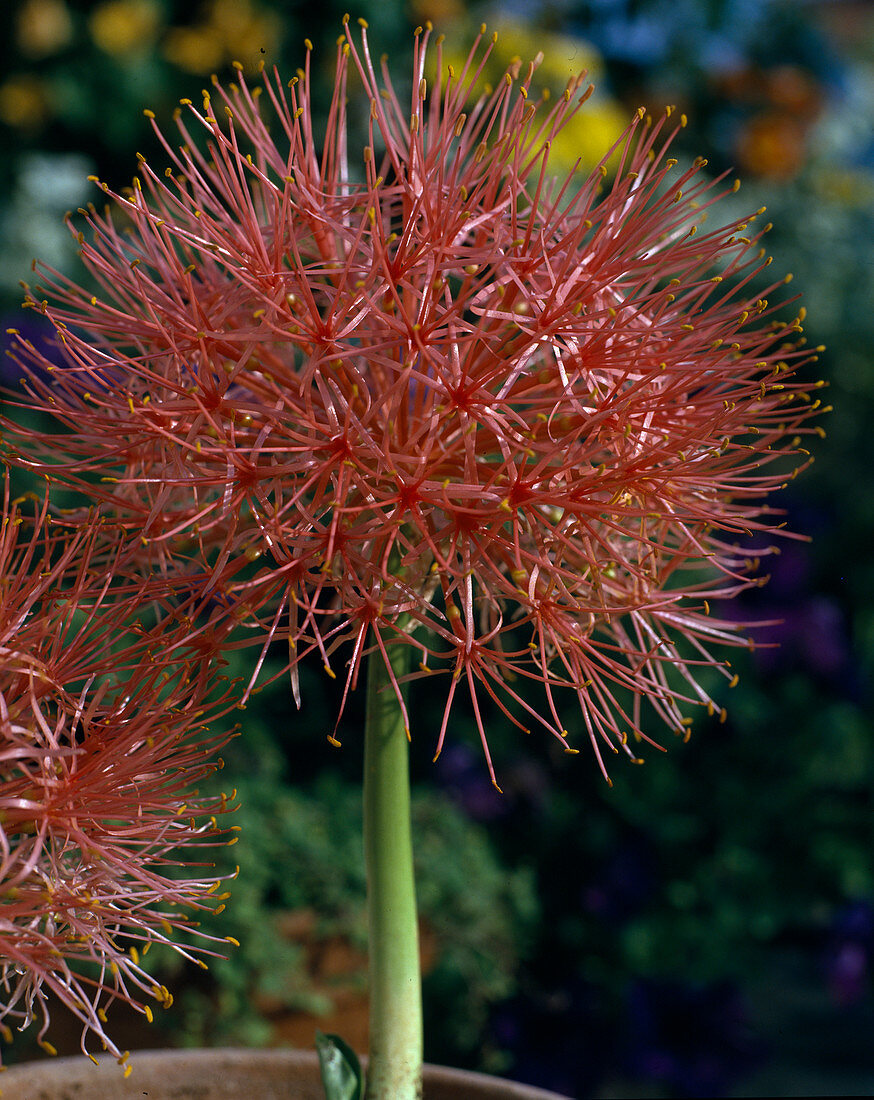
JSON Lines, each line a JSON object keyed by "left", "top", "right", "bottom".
{"left": 431, "top": 19, "right": 629, "bottom": 175}
{"left": 162, "top": 27, "right": 225, "bottom": 74}
{"left": 547, "top": 97, "right": 632, "bottom": 175}
{"left": 211, "top": 0, "right": 281, "bottom": 68}
{"left": 16, "top": 0, "right": 73, "bottom": 58}
{"left": 814, "top": 167, "right": 874, "bottom": 208}
{"left": 409, "top": 0, "right": 466, "bottom": 22}
{"left": 0, "top": 76, "right": 51, "bottom": 129}
{"left": 89, "top": 0, "right": 161, "bottom": 57}
{"left": 162, "top": 0, "right": 281, "bottom": 75}
{"left": 488, "top": 20, "right": 605, "bottom": 86}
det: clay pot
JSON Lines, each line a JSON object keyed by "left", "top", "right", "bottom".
{"left": 0, "top": 1047, "right": 572, "bottom": 1099}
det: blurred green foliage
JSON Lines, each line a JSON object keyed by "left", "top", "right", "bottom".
{"left": 145, "top": 674, "right": 538, "bottom": 1068}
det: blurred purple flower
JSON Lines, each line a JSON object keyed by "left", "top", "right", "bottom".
{"left": 824, "top": 901, "right": 874, "bottom": 1007}
{"left": 491, "top": 979, "right": 611, "bottom": 1097}
{"left": 435, "top": 744, "right": 506, "bottom": 822}
{"left": 718, "top": 511, "right": 851, "bottom": 686}
{"left": 582, "top": 841, "right": 656, "bottom": 924}
{"left": 622, "top": 979, "right": 762, "bottom": 1097}
{"left": 749, "top": 594, "right": 849, "bottom": 680}
{"left": 1, "top": 315, "right": 62, "bottom": 390}
{"left": 434, "top": 743, "right": 549, "bottom": 823}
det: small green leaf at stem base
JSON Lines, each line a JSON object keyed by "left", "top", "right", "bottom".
{"left": 316, "top": 1031, "right": 364, "bottom": 1100}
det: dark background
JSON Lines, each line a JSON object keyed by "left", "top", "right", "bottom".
{"left": 1, "top": 1, "right": 872, "bottom": 1096}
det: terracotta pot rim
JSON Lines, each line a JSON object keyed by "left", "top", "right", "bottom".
{"left": 0, "top": 1046, "right": 573, "bottom": 1100}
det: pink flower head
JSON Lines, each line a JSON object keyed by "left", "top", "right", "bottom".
{"left": 0, "top": 477, "right": 239, "bottom": 1066}
{"left": 4, "top": 22, "right": 823, "bottom": 785}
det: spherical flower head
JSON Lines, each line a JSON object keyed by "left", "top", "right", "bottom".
{"left": 4, "top": 22, "right": 823, "bottom": 785}
{"left": 0, "top": 477, "right": 240, "bottom": 1065}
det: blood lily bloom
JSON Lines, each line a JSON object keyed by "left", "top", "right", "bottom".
{"left": 3, "top": 22, "right": 822, "bottom": 785}
{"left": 0, "top": 478, "right": 239, "bottom": 1067}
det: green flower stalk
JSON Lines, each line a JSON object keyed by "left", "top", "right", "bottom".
{"left": 364, "top": 642, "right": 421, "bottom": 1098}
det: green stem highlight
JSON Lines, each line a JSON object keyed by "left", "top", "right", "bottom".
{"left": 363, "top": 639, "right": 422, "bottom": 1100}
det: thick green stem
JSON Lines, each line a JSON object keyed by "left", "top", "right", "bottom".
{"left": 363, "top": 639, "right": 422, "bottom": 1100}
